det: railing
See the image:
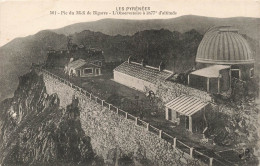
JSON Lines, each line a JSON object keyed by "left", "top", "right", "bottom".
{"left": 176, "top": 140, "right": 191, "bottom": 155}
{"left": 161, "top": 131, "right": 174, "bottom": 143}
{"left": 193, "top": 150, "right": 211, "bottom": 164}
{"left": 109, "top": 104, "right": 118, "bottom": 113}
{"left": 118, "top": 109, "right": 127, "bottom": 118}
{"left": 149, "top": 125, "right": 161, "bottom": 135}
{"left": 137, "top": 119, "right": 148, "bottom": 128}
{"left": 102, "top": 101, "right": 110, "bottom": 108}
{"left": 126, "top": 112, "right": 136, "bottom": 121}
{"left": 96, "top": 97, "right": 103, "bottom": 105}
{"left": 35, "top": 67, "right": 229, "bottom": 166}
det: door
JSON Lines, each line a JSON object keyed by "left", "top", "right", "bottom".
{"left": 96, "top": 68, "right": 100, "bottom": 75}
{"left": 168, "top": 109, "right": 172, "bottom": 121}
{"left": 76, "top": 70, "right": 80, "bottom": 77}
{"left": 180, "top": 115, "right": 189, "bottom": 130}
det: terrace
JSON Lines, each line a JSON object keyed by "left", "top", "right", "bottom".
{"left": 40, "top": 64, "right": 256, "bottom": 166}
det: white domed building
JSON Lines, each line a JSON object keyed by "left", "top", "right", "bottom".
{"left": 188, "top": 26, "right": 255, "bottom": 94}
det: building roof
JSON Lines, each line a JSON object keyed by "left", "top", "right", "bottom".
{"left": 114, "top": 61, "right": 173, "bottom": 84}
{"left": 71, "top": 48, "right": 104, "bottom": 62}
{"left": 78, "top": 62, "right": 101, "bottom": 69}
{"left": 196, "top": 26, "right": 254, "bottom": 64}
{"left": 48, "top": 48, "right": 105, "bottom": 62}
{"left": 67, "top": 59, "right": 86, "bottom": 70}
{"left": 165, "top": 95, "right": 208, "bottom": 116}
{"left": 190, "top": 65, "right": 230, "bottom": 78}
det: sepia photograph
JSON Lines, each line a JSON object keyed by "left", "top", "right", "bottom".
{"left": 0, "top": 0, "right": 259, "bottom": 165}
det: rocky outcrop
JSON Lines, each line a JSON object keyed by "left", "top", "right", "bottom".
{"left": 0, "top": 71, "right": 100, "bottom": 165}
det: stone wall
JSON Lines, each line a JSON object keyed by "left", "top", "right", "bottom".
{"left": 154, "top": 80, "right": 212, "bottom": 104}
{"left": 41, "top": 73, "right": 206, "bottom": 166}
{"left": 114, "top": 70, "right": 157, "bottom": 93}
{"left": 114, "top": 70, "right": 211, "bottom": 104}
{"left": 44, "top": 75, "right": 75, "bottom": 108}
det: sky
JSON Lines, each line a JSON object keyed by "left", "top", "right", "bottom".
{"left": 0, "top": 0, "right": 259, "bottom": 46}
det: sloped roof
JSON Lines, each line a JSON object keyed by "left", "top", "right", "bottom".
{"left": 165, "top": 95, "right": 208, "bottom": 116}
{"left": 71, "top": 49, "right": 104, "bottom": 62}
{"left": 196, "top": 26, "right": 254, "bottom": 64}
{"left": 114, "top": 61, "right": 173, "bottom": 84}
{"left": 77, "top": 62, "right": 101, "bottom": 69}
{"left": 190, "top": 65, "right": 230, "bottom": 78}
{"left": 67, "top": 59, "right": 86, "bottom": 69}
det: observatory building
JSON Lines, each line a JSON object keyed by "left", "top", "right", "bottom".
{"left": 189, "top": 26, "right": 255, "bottom": 93}
{"left": 113, "top": 26, "right": 256, "bottom": 132}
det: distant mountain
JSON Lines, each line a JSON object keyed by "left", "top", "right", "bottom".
{"left": 51, "top": 15, "right": 260, "bottom": 41}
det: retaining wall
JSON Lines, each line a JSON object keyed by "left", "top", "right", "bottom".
{"left": 38, "top": 68, "right": 226, "bottom": 166}
{"left": 154, "top": 80, "right": 212, "bottom": 103}
{"left": 42, "top": 73, "right": 206, "bottom": 165}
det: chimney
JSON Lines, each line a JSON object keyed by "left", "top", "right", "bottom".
{"left": 159, "top": 61, "right": 164, "bottom": 71}
{"left": 128, "top": 56, "right": 132, "bottom": 63}
{"left": 141, "top": 59, "right": 146, "bottom": 67}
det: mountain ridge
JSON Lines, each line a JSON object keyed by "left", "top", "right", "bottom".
{"left": 50, "top": 15, "right": 260, "bottom": 41}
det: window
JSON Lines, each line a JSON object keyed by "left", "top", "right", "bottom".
{"left": 250, "top": 68, "right": 254, "bottom": 78}
{"left": 176, "top": 112, "right": 180, "bottom": 118}
{"left": 84, "top": 68, "right": 93, "bottom": 74}
{"left": 231, "top": 69, "right": 240, "bottom": 79}
{"left": 95, "top": 68, "right": 100, "bottom": 75}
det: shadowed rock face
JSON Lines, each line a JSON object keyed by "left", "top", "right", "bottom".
{"left": 0, "top": 70, "right": 100, "bottom": 165}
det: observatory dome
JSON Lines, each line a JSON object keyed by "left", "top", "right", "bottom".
{"left": 196, "top": 26, "right": 254, "bottom": 64}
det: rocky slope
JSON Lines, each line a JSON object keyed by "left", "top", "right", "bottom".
{"left": 0, "top": 70, "right": 102, "bottom": 165}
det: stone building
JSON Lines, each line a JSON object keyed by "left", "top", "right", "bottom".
{"left": 65, "top": 59, "right": 102, "bottom": 77}
{"left": 113, "top": 59, "right": 173, "bottom": 93}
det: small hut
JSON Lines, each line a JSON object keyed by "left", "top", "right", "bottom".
{"left": 165, "top": 95, "right": 209, "bottom": 133}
